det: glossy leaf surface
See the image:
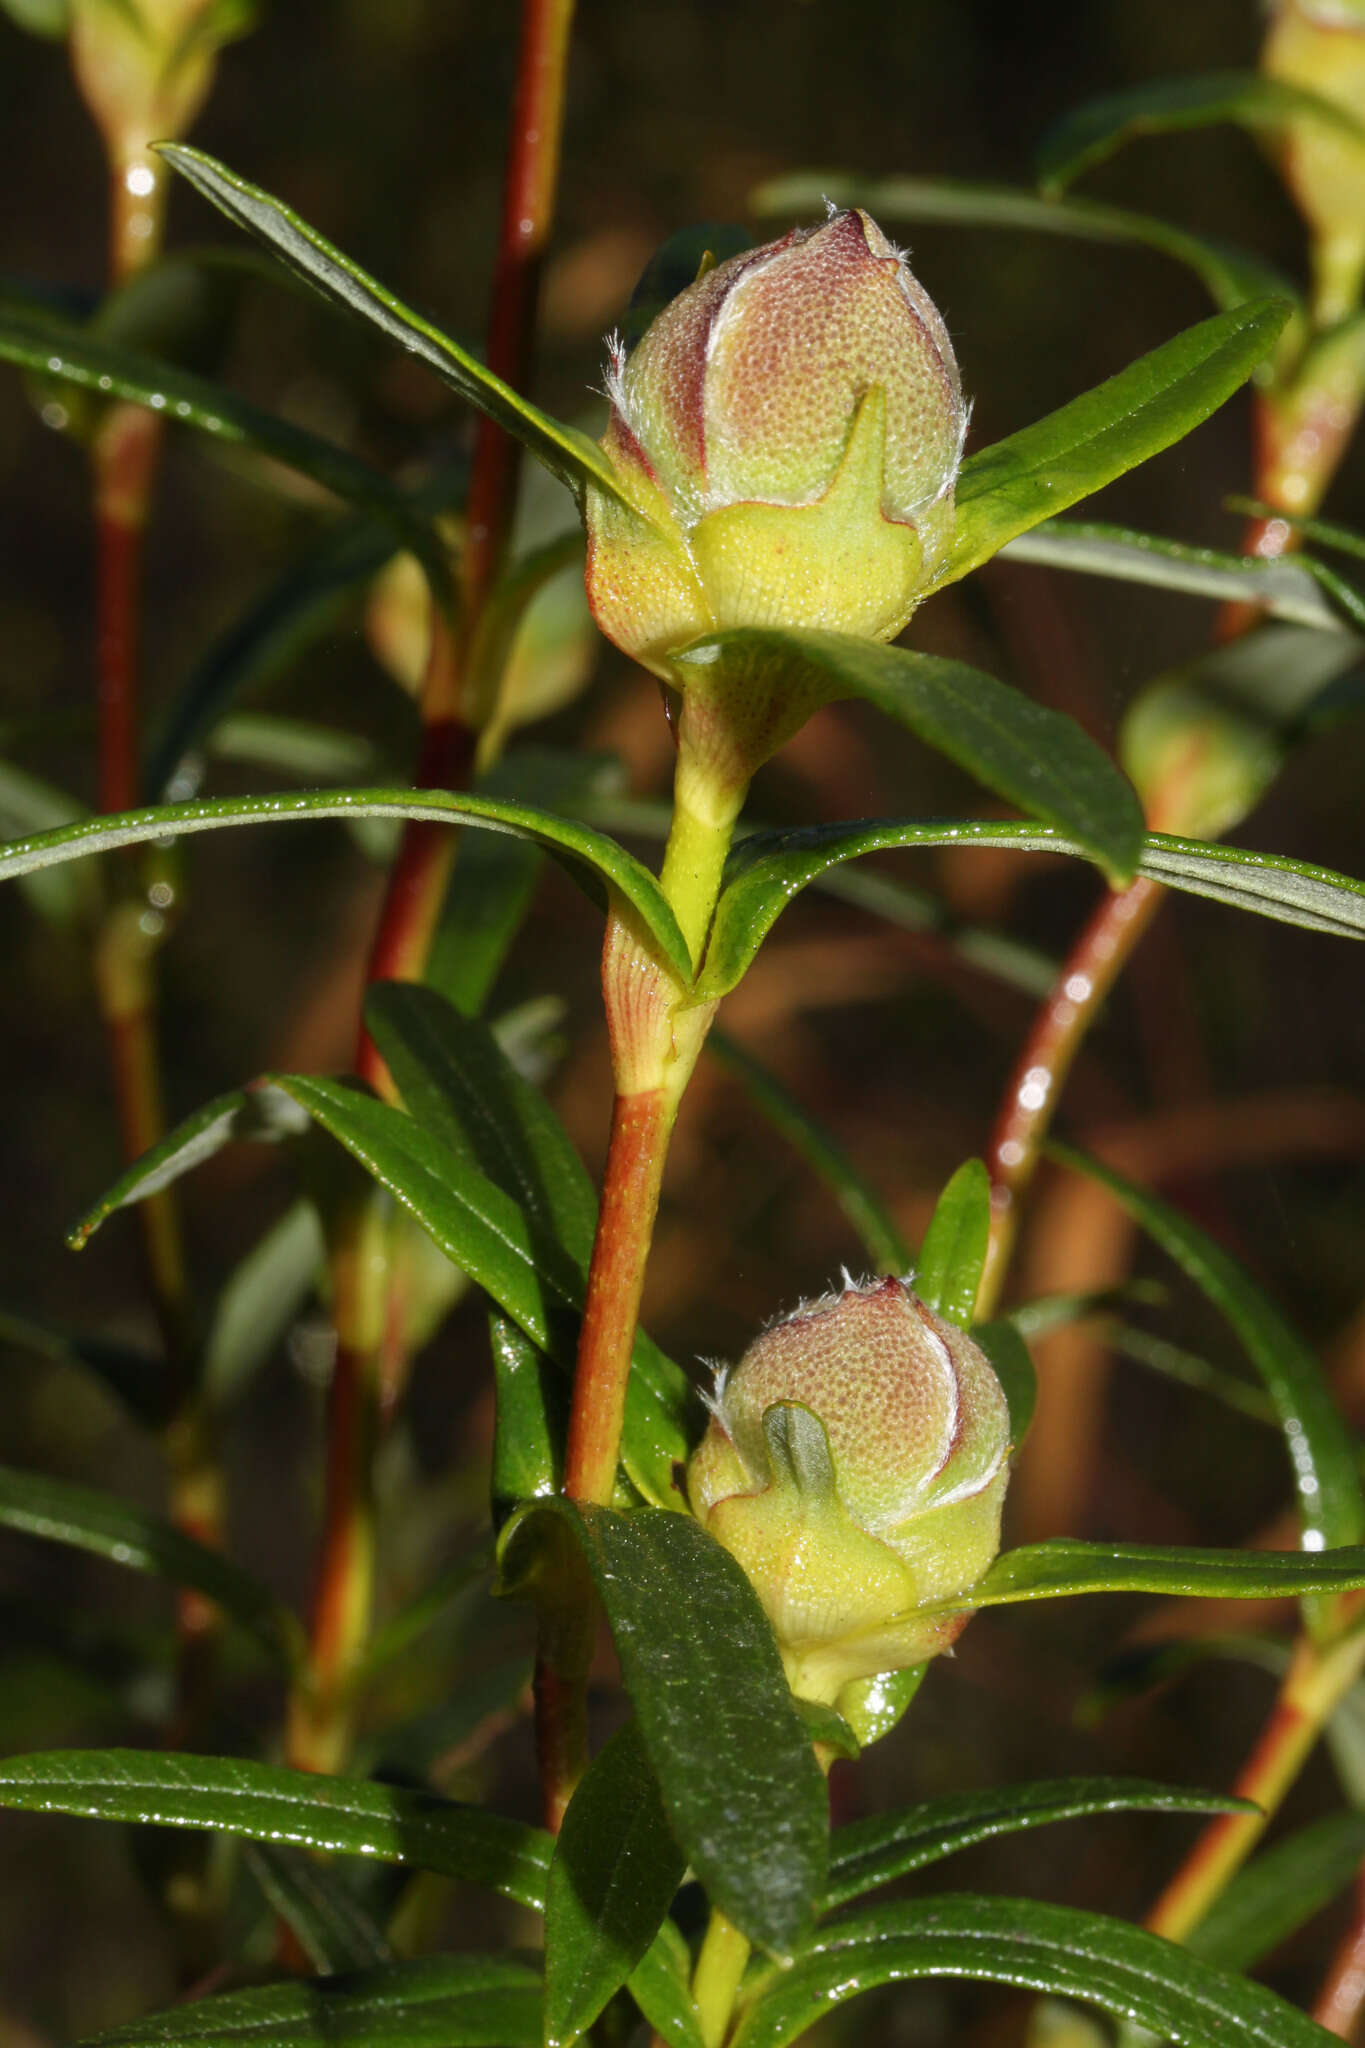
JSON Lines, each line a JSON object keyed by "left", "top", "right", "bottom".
{"left": 1049, "top": 1143, "right": 1365, "bottom": 1554}
{"left": 824, "top": 1777, "right": 1249, "bottom": 1911}
{"left": 947, "top": 298, "right": 1291, "bottom": 582}
{"left": 502, "top": 1501, "right": 826, "bottom": 1958}
{"left": 673, "top": 629, "right": 1144, "bottom": 886}
{"left": 733, "top": 1895, "right": 1336, "bottom": 2048}
{"left": 915, "top": 1159, "right": 989, "bottom": 1326}
{"left": 159, "top": 144, "right": 622, "bottom": 505}
{"left": 545, "top": 1720, "right": 686, "bottom": 2048}
{"left": 0, "top": 1467, "right": 300, "bottom": 1667}
{"left": 0, "top": 1750, "right": 551, "bottom": 1907}
{"left": 954, "top": 1538, "right": 1365, "bottom": 1611}
{"left": 84, "top": 1954, "right": 542, "bottom": 2048}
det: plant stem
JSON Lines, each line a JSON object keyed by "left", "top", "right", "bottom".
{"left": 1145, "top": 1614, "right": 1365, "bottom": 1944}
{"left": 1312, "top": 1866, "right": 1365, "bottom": 2038}
{"left": 692, "top": 1907, "right": 751, "bottom": 2048}
{"left": 978, "top": 877, "right": 1163, "bottom": 1317}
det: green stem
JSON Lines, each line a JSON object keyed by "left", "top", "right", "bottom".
{"left": 692, "top": 1907, "right": 751, "bottom": 2048}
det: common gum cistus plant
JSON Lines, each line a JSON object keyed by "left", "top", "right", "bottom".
{"left": 4, "top": 3, "right": 1365, "bottom": 2045}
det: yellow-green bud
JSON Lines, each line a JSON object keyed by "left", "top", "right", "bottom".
{"left": 688, "top": 1275, "right": 1010, "bottom": 1713}
{"left": 1263, "top": 0, "right": 1365, "bottom": 320}
{"left": 584, "top": 210, "right": 966, "bottom": 675}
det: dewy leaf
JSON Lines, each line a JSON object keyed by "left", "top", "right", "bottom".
{"left": 0, "top": 1467, "right": 301, "bottom": 1668}
{"left": 950, "top": 1538, "right": 1365, "bottom": 1612}
{"left": 754, "top": 170, "right": 1295, "bottom": 314}
{"left": 81, "top": 1953, "right": 542, "bottom": 2048}
{"left": 915, "top": 1160, "right": 990, "bottom": 1327}
{"left": 158, "top": 144, "right": 624, "bottom": 507}
{"left": 824, "top": 1777, "right": 1251, "bottom": 1912}
{"left": 545, "top": 1720, "right": 686, "bottom": 2048}
{"left": 1190, "top": 1811, "right": 1365, "bottom": 1974}
{"left": 1048, "top": 1143, "right": 1365, "bottom": 1555}
{"left": 0, "top": 1750, "right": 552, "bottom": 1908}
{"left": 501, "top": 1502, "right": 827, "bottom": 1959}
{"left": 946, "top": 298, "right": 1292, "bottom": 583}
{"left": 706, "top": 1030, "right": 911, "bottom": 1275}
{"left": 1037, "top": 69, "right": 1365, "bottom": 195}
{"left": 673, "top": 629, "right": 1144, "bottom": 886}
{"left": 0, "top": 786, "right": 693, "bottom": 982}
{"left": 242, "top": 1843, "right": 394, "bottom": 1974}
{"left": 698, "top": 815, "right": 1365, "bottom": 1002}
{"left": 732, "top": 1895, "right": 1336, "bottom": 2048}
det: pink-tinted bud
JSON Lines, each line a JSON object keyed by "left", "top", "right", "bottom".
{"left": 585, "top": 212, "right": 966, "bottom": 674}
{"left": 689, "top": 1276, "right": 1010, "bottom": 1713}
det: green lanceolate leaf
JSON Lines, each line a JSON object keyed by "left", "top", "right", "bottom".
{"left": 0, "top": 1467, "right": 301, "bottom": 1667}
{"left": 1048, "top": 1143, "right": 1365, "bottom": 1555}
{"left": 0, "top": 786, "right": 693, "bottom": 982}
{"left": 625, "top": 1926, "right": 705, "bottom": 2048}
{"left": 732, "top": 1895, "right": 1336, "bottom": 2048}
{"left": 0, "top": 1750, "right": 551, "bottom": 1907}
{"left": 824, "top": 1778, "right": 1251, "bottom": 1911}
{"left": 1000, "top": 519, "right": 1362, "bottom": 633}
{"left": 272, "top": 1076, "right": 694, "bottom": 1509}
{"left": 366, "top": 982, "right": 597, "bottom": 1267}
{"left": 706, "top": 1030, "right": 911, "bottom": 1274}
{"left": 947, "top": 298, "right": 1291, "bottom": 582}
{"left": 948, "top": 1538, "right": 1365, "bottom": 1612}
{"left": 82, "top": 1954, "right": 542, "bottom": 2048}
{"left": 490, "top": 1312, "right": 562, "bottom": 1520}
{"left": 1190, "top": 1811, "right": 1365, "bottom": 1972}
{"left": 158, "top": 144, "right": 622, "bottom": 506}
{"left": 915, "top": 1160, "right": 990, "bottom": 1326}
{"left": 754, "top": 171, "right": 1294, "bottom": 314}
{"left": 546, "top": 1719, "right": 687, "bottom": 2048}
{"left": 971, "top": 1318, "right": 1038, "bottom": 1447}
{"left": 201, "top": 1200, "right": 325, "bottom": 1411}
{"left": 0, "top": 308, "right": 422, "bottom": 532}
{"left": 1037, "top": 69, "right": 1365, "bottom": 195}
{"left": 501, "top": 1502, "right": 827, "bottom": 1959}
{"left": 698, "top": 816, "right": 1365, "bottom": 1002}
{"left": 0, "top": 1308, "right": 170, "bottom": 1429}
{"left": 673, "top": 629, "right": 1144, "bottom": 886}
{"left": 243, "top": 1844, "right": 394, "bottom": 1973}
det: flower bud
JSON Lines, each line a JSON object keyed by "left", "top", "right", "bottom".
{"left": 688, "top": 1275, "right": 1010, "bottom": 1711}
{"left": 1263, "top": 0, "right": 1365, "bottom": 319}
{"left": 585, "top": 211, "right": 966, "bottom": 674}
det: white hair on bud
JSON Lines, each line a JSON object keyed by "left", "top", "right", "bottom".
{"left": 697, "top": 1358, "right": 731, "bottom": 1425}
{"left": 821, "top": 193, "right": 840, "bottom": 220}
{"left": 599, "top": 328, "right": 629, "bottom": 415}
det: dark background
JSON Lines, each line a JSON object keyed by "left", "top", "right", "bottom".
{"left": 1, "top": 3, "right": 1363, "bottom": 2040}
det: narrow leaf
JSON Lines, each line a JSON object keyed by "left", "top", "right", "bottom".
{"left": 825, "top": 1778, "right": 1251, "bottom": 1911}
{"left": 952, "top": 1538, "right": 1365, "bottom": 1611}
{"left": 546, "top": 1720, "right": 686, "bottom": 2048}
{"left": 915, "top": 1160, "right": 990, "bottom": 1326}
{"left": 0, "top": 785, "right": 693, "bottom": 982}
{"left": 733, "top": 1894, "right": 1336, "bottom": 2048}
{"left": 947, "top": 298, "right": 1291, "bottom": 582}
{"left": 502, "top": 1502, "right": 827, "bottom": 1959}
{"left": 159, "top": 144, "right": 622, "bottom": 505}
{"left": 706, "top": 1030, "right": 910, "bottom": 1274}
{"left": 1037, "top": 69, "right": 1365, "bottom": 195}
{"left": 673, "top": 629, "right": 1144, "bottom": 886}
{"left": 243, "top": 1843, "right": 394, "bottom": 1973}
{"left": 1049, "top": 1142, "right": 1365, "bottom": 1554}
{"left": 625, "top": 1928, "right": 706, "bottom": 2048}
{"left": 202, "top": 1200, "right": 324, "bottom": 1411}
{"left": 0, "top": 1466, "right": 301, "bottom": 1667}
{"left": 82, "top": 1954, "right": 542, "bottom": 2048}
{"left": 490, "top": 1312, "right": 562, "bottom": 1520}
{"left": 972, "top": 1318, "right": 1038, "bottom": 1447}
{"left": 0, "top": 1750, "right": 551, "bottom": 1907}
{"left": 1190, "top": 1812, "right": 1365, "bottom": 1972}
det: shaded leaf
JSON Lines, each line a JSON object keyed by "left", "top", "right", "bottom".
{"left": 0, "top": 1308, "right": 170, "bottom": 1430}
{"left": 972, "top": 1319, "right": 1038, "bottom": 1447}
{"left": 0, "top": 1750, "right": 551, "bottom": 1906}
{"left": 1049, "top": 1143, "right": 1365, "bottom": 1555}
{"left": 546, "top": 1720, "right": 686, "bottom": 2048}
{"left": 732, "top": 1894, "right": 1335, "bottom": 2048}
{"left": 0, "top": 1467, "right": 301, "bottom": 1667}
{"left": 0, "top": 757, "right": 95, "bottom": 926}
{"left": 825, "top": 1778, "right": 1250, "bottom": 1912}
{"left": 915, "top": 1160, "right": 989, "bottom": 1327}
{"left": 489, "top": 1313, "right": 562, "bottom": 1523}
{"left": 948, "top": 298, "right": 1291, "bottom": 582}
{"left": 1037, "top": 69, "right": 1365, "bottom": 195}
{"left": 82, "top": 1953, "right": 541, "bottom": 2048}
{"left": 243, "top": 1843, "right": 394, "bottom": 1974}
{"left": 674, "top": 629, "right": 1144, "bottom": 886}
{"left": 159, "top": 144, "right": 622, "bottom": 506}
{"left": 501, "top": 1501, "right": 826, "bottom": 1959}
{"left": 202, "top": 1200, "right": 324, "bottom": 1412}
{"left": 624, "top": 1926, "right": 706, "bottom": 2048}
{"left": 1190, "top": 1812, "right": 1365, "bottom": 1972}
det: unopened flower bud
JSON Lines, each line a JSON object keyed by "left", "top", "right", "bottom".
{"left": 1264, "top": 0, "right": 1365, "bottom": 319}
{"left": 688, "top": 1275, "right": 1010, "bottom": 1712}
{"left": 585, "top": 211, "right": 966, "bottom": 674}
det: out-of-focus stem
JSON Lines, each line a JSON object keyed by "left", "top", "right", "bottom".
{"left": 1146, "top": 1616, "right": 1365, "bottom": 1945}
{"left": 978, "top": 877, "right": 1163, "bottom": 1317}
{"left": 1312, "top": 1866, "right": 1365, "bottom": 2038}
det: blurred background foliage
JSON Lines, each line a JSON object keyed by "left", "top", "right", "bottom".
{"left": 1, "top": 1, "right": 1364, "bottom": 2041}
